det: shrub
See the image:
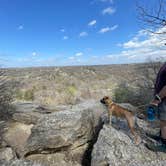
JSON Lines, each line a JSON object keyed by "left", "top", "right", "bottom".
{"left": 66, "top": 86, "right": 77, "bottom": 96}
{"left": 63, "top": 85, "right": 78, "bottom": 105}
{"left": 24, "top": 89, "right": 34, "bottom": 101}
{"left": 0, "top": 70, "right": 15, "bottom": 120}
{"left": 114, "top": 83, "right": 133, "bottom": 103}
{"left": 15, "top": 90, "right": 24, "bottom": 100}
{"left": 113, "top": 82, "right": 152, "bottom": 107}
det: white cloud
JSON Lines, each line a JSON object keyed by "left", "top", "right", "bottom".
{"left": 98, "top": 25, "right": 118, "bottom": 34}
{"left": 68, "top": 52, "right": 84, "bottom": 63}
{"left": 69, "top": 56, "right": 75, "bottom": 60}
{"left": 102, "top": 7, "right": 116, "bottom": 15}
{"left": 93, "top": 27, "right": 166, "bottom": 65}
{"left": 63, "top": 36, "right": 69, "bottom": 40}
{"left": 32, "top": 52, "right": 37, "bottom": 56}
{"left": 79, "top": 32, "right": 88, "bottom": 37}
{"left": 75, "top": 52, "right": 83, "bottom": 56}
{"left": 99, "top": 27, "right": 110, "bottom": 33}
{"left": 110, "top": 24, "right": 118, "bottom": 31}
{"left": 106, "top": 54, "right": 114, "bottom": 58}
{"left": 123, "top": 28, "right": 166, "bottom": 49}
{"left": 18, "top": 25, "right": 24, "bottom": 30}
{"left": 60, "top": 29, "right": 65, "bottom": 32}
{"left": 117, "top": 27, "right": 166, "bottom": 61}
{"left": 88, "top": 20, "right": 97, "bottom": 26}
{"left": 100, "top": 0, "right": 113, "bottom": 3}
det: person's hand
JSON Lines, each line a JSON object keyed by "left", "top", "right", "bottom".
{"left": 150, "top": 99, "right": 160, "bottom": 106}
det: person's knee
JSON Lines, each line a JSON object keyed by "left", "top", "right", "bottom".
{"left": 159, "top": 86, "right": 166, "bottom": 98}
{"left": 160, "top": 120, "right": 166, "bottom": 138}
{"left": 160, "top": 120, "right": 166, "bottom": 127}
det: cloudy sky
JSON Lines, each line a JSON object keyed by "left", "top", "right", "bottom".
{"left": 0, "top": 0, "right": 165, "bottom": 67}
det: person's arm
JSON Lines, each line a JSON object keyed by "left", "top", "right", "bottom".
{"left": 151, "top": 85, "right": 166, "bottom": 106}
{"left": 158, "top": 85, "right": 166, "bottom": 99}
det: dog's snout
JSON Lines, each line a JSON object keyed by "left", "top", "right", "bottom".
{"left": 100, "top": 99, "right": 105, "bottom": 104}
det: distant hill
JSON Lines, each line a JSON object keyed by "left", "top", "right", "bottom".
{"left": 1, "top": 63, "right": 162, "bottom": 106}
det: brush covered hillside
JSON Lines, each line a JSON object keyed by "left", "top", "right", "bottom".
{"left": 3, "top": 63, "right": 160, "bottom": 107}
{"left": 1, "top": 62, "right": 166, "bottom": 166}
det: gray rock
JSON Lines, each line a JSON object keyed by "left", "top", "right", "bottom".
{"left": 2, "top": 122, "right": 33, "bottom": 155}
{"left": 22, "top": 100, "right": 105, "bottom": 165}
{"left": 12, "top": 112, "right": 43, "bottom": 125}
{"left": 12, "top": 102, "right": 57, "bottom": 125}
{"left": 0, "top": 148, "right": 15, "bottom": 161}
{"left": 0, "top": 159, "right": 45, "bottom": 166}
{"left": 27, "top": 153, "right": 81, "bottom": 166}
{"left": 91, "top": 124, "right": 166, "bottom": 166}
{"left": 23, "top": 110, "right": 93, "bottom": 156}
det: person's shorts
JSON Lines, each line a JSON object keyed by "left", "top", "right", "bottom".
{"left": 158, "top": 99, "right": 166, "bottom": 120}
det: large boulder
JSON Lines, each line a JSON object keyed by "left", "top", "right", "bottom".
{"left": 91, "top": 123, "right": 166, "bottom": 166}
{"left": 1, "top": 100, "right": 105, "bottom": 166}
{"left": 23, "top": 110, "right": 93, "bottom": 155}
{"left": 2, "top": 122, "right": 33, "bottom": 155}
{"left": 12, "top": 102, "right": 57, "bottom": 125}
{"left": 21, "top": 100, "right": 105, "bottom": 165}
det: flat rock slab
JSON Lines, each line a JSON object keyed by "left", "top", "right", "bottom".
{"left": 91, "top": 124, "right": 166, "bottom": 166}
{"left": 23, "top": 110, "right": 94, "bottom": 157}
{"left": 12, "top": 102, "right": 58, "bottom": 124}
{"left": 0, "top": 159, "right": 45, "bottom": 166}
{"left": 27, "top": 153, "right": 81, "bottom": 166}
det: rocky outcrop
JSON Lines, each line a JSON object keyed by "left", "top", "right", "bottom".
{"left": 91, "top": 120, "right": 166, "bottom": 166}
{"left": 11, "top": 102, "right": 56, "bottom": 125}
{"left": 1, "top": 100, "right": 166, "bottom": 166}
{"left": 0, "top": 147, "right": 16, "bottom": 161}
{"left": 0, "top": 100, "right": 105, "bottom": 165}
{"left": 22, "top": 110, "right": 93, "bottom": 157}
{"left": 2, "top": 122, "right": 33, "bottom": 156}
{"left": 26, "top": 153, "right": 81, "bottom": 166}
{"left": 21, "top": 100, "right": 105, "bottom": 165}
{"left": 0, "top": 159, "right": 44, "bottom": 166}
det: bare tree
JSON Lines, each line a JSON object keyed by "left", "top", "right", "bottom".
{"left": 137, "top": 0, "right": 166, "bottom": 34}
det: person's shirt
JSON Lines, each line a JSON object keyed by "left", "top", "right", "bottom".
{"left": 155, "top": 62, "right": 166, "bottom": 95}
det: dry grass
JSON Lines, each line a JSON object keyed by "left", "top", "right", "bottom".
{"left": 2, "top": 63, "right": 162, "bottom": 106}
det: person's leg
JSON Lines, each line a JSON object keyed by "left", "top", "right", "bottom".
{"left": 145, "top": 102, "right": 166, "bottom": 152}
{"left": 158, "top": 86, "right": 166, "bottom": 99}
{"left": 160, "top": 120, "right": 166, "bottom": 142}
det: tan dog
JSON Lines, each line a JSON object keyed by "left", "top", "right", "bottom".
{"left": 100, "top": 96, "right": 141, "bottom": 145}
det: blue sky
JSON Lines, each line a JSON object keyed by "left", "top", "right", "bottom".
{"left": 0, "top": 0, "right": 165, "bottom": 67}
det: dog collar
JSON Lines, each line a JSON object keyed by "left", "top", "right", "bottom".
{"left": 108, "top": 101, "right": 114, "bottom": 107}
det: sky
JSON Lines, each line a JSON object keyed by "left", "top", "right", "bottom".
{"left": 0, "top": 0, "right": 165, "bottom": 67}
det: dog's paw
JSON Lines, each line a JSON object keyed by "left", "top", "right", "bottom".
{"left": 134, "top": 136, "right": 142, "bottom": 146}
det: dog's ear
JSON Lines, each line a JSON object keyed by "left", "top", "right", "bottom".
{"left": 104, "top": 96, "right": 109, "bottom": 100}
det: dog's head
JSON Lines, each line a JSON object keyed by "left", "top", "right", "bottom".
{"left": 100, "top": 96, "right": 113, "bottom": 106}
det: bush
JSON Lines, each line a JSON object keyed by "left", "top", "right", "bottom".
{"left": 15, "top": 90, "right": 24, "bottom": 100}
{"left": 15, "top": 89, "right": 34, "bottom": 101}
{"left": 24, "top": 89, "right": 34, "bottom": 101}
{"left": 114, "top": 83, "right": 136, "bottom": 104}
{"left": 66, "top": 86, "right": 77, "bottom": 96}
{"left": 0, "top": 70, "right": 14, "bottom": 120}
{"left": 113, "top": 82, "right": 153, "bottom": 107}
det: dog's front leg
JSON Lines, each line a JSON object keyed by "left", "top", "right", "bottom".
{"left": 108, "top": 109, "right": 113, "bottom": 125}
